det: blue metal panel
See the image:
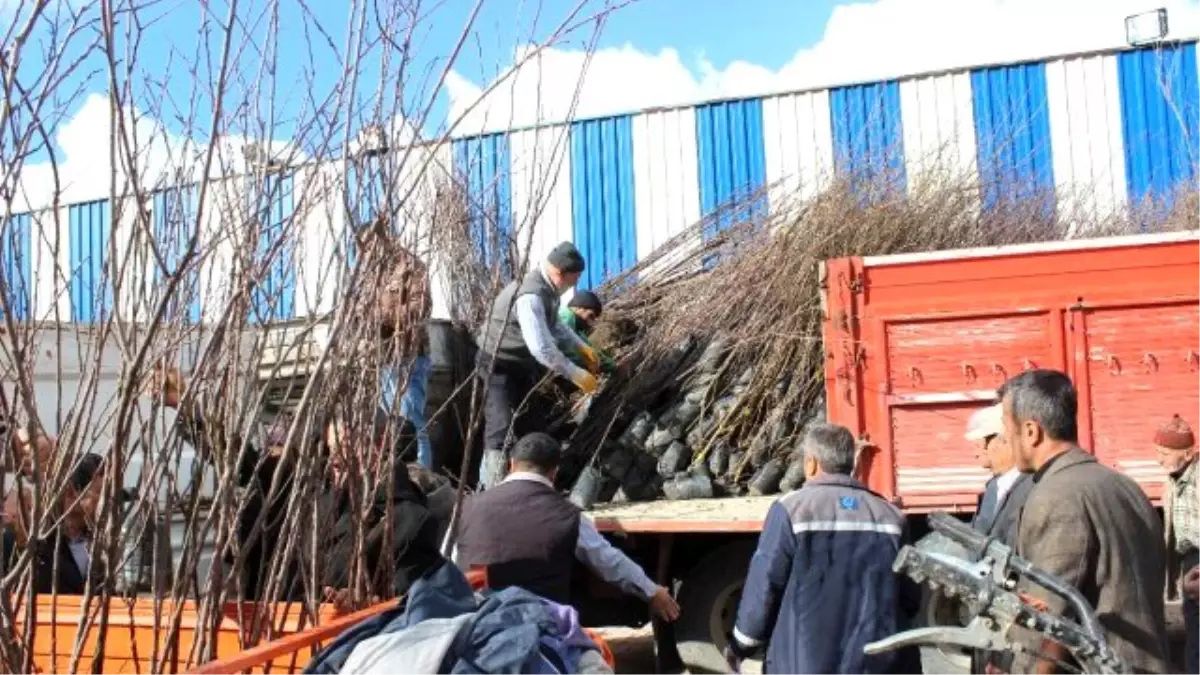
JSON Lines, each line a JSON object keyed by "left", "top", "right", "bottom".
{"left": 829, "top": 81, "right": 907, "bottom": 195}
{"left": 695, "top": 98, "right": 767, "bottom": 235}
{"left": 252, "top": 174, "right": 296, "bottom": 322}
{"left": 1, "top": 213, "right": 31, "bottom": 320}
{"left": 570, "top": 115, "right": 637, "bottom": 290}
{"left": 68, "top": 200, "right": 113, "bottom": 322}
{"left": 970, "top": 63, "right": 1055, "bottom": 210}
{"left": 1118, "top": 42, "right": 1200, "bottom": 207}
{"left": 453, "top": 133, "right": 513, "bottom": 278}
{"left": 152, "top": 186, "right": 202, "bottom": 322}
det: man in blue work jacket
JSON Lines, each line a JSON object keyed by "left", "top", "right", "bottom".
{"left": 726, "top": 423, "right": 920, "bottom": 674}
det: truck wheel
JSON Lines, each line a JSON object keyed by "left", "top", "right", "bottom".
{"left": 676, "top": 541, "right": 755, "bottom": 674}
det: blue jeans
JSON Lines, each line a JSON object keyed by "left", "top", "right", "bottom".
{"left": 383, "top": 355, "right": 434, "bottom": 468}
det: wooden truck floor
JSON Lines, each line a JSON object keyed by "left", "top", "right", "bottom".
{"left": 587, "top": 495, "right": 774, "bottom": 534}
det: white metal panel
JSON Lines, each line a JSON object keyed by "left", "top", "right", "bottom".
{"left": 1045, "top": 53, "right": 1128, "bottom": 227}
{"left": 761, "top": 90, "right": 835, "bottom": 207}
{"left": 899, "top": 72, "right": 979, "bottom": 191}
{"left": 109, "top": 194, "right": 143, "bottom": 321}
{"left": 199, "top": 177, "right": 240, "bottom": 323}
{"left": 632, "top": 107, "right": 701, "bottom": 261}
{"left": 509, "top": 124, "right": 574, "bottom": 266}
{"left": 294, "top": 163, "right": 343, "bottom": 318}
{"left": 421, "top": 142, "right": 455, "bottom": 321}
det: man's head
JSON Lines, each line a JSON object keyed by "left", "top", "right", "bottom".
{"left": 545, "top": 242, "right": 585, "bottom": 292}
{"left": 1154, "top": 414, "right": 1196, "bottom": 476}
{"left": 567, "top": 291, "right": 603, "bottom": 331}
{"left": 998, "top": 369, "right": 1078, "bottom": 473}
{"left": 62, "top": 453, "right": 106, "bottom": 536}
{"left": 508, "top": 433, "right": 562, "bottom": 481}
{"left": 801, "top": 423, "right": 856, "bottom": 479}
{"left": 965, "top": 403, "right": 1012, "bottom": 474}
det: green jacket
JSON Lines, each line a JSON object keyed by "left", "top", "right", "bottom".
{"left": 557, "top": 306, "right": 616, "bottom": 374}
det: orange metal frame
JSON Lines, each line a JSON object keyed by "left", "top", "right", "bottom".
{"left": 823, "top": 232, "right": 1200, "bottom": 510}
{"left": 189, "top": 568, "right": 615, "bottom": 674}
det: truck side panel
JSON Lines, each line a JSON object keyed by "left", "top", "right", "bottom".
{"left": 824, "top": 232, "right": 1200, "bottom": 511}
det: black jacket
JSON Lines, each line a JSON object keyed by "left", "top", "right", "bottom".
{"left": 971, "top": 472, "right": 1034, "bottom": 546}
{"left": 1, "top": 527, "right": 89, "bottom": 594}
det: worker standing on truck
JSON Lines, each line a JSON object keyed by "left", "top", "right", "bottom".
{"left": 964, "top": 402, "right": 1033, "bottom": 674}
{"left": 557, "top": 290, "right": 616, "bottom": 375}
{"left": 1001, "top": 370, "right": 1169, "bottom": 674}
{"left": 725, "top": 423, "right": 920, "bottom": 674}
{"left": 475, "top": 243, "right": 601, "bottom": 489}
{"left": 359, "top": 222, "right": 436, "bottom": 469}
{"left": 1155, "top": 414, "right": 1198, "bottom": 674}
{"left": 451, "top": 432, "right": 679, "bottom": 620}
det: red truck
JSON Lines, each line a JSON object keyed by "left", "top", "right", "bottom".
{"left": 576, "top": 229, "right": 1200, "bottom": 672}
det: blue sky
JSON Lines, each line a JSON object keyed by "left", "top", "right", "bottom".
{"left": 7, "top": 0, "right": 1198, "bottom": 206}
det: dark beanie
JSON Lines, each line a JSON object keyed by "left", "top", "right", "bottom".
{"left": 547, "top": 242, "right": 585, "bottom": 274}
{"left": 568, "top": 290, "right": 603, "bottom": 315}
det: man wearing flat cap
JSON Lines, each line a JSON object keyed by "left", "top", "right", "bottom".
{"left": 963, "top": 403, "right": 1032, "bottom": 674}
{"left": 1156, "top": 414, "right": 1198, "bottom": 673}
{"left": 475, "top": 242, "right": 602, "bottom": 489}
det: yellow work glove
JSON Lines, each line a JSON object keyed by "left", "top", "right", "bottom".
{"left": 578, "top": 346, "right": 601, "bottom": 374}
{"left": 570, "top": 368, "right": 598, "bottom": 395}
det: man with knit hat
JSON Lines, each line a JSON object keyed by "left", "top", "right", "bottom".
{"left": 1156, "top": 413, "right": 1198, "bottom": 673}
{"left": 475, "top": 242, "right": 603, "bottom": 489}
{"left": 558, "top": 290, "right": 616, "bottom": 376}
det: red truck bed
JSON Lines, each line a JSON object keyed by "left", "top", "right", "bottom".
{"left": 823, "top": 230, "right": 1200, "bottom": 512}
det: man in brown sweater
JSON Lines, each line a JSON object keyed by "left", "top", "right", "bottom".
{"left": 1000, "top": 369, "right": 1168, "bottom": 674}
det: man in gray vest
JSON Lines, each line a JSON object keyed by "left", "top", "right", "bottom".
{"left": 453, "top": 432, "right": 679, "bottom": 621}
{"left": 475, "top": 242, "right": 601, "bottom": 489}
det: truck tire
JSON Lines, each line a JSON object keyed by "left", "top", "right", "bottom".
{"left": 676, "top": 540, "right": 756, "bottom": 674}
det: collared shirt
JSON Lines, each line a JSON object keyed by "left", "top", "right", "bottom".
{"left": 514, "top": 266, "right": 588, "bottom": 379}
{"left": 68, "top": 537, "right": 91, "bottom": 578}
{"left": 1170, "top": 460, "right": 1198, "bottom": 554}
{"left": 994, "top": 467, "right": 1023, "bottom": 505}
{"left": 451, "top": 472, "right": 658, "bottom": 601}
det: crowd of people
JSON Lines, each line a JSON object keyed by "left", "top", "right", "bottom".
{"left": 0, "top": 236, "right": 1195, "bottom": 675}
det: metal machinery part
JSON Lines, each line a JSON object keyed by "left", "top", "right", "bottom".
{"left": 864, "top": 513, "right": 1129, "bottom": 675}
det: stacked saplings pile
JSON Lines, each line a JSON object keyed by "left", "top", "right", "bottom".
{"left": 554, "top": 174, "right": 1197, "bottom": 506}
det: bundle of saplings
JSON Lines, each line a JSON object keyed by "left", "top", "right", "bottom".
{"left": 553, "top": 173, "right": 1195, "bottom": 506}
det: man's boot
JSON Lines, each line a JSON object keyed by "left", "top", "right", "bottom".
{"left": 478, "top": 449, "right": 506, "bottom": 490}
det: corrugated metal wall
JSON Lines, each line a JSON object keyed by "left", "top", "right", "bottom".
{"left": 970, "top": 63, "right": 1055, "bottom": 209}
{"left": 4, "top": 42, "right": 1196, "bottom": 325}
{"left": 2, "top": 213, "right": 31, "bottom": 320}
{"left": 830, "top": 81, "right": 907, "bottom": 193}
{"left": 695, "top": 99, "right": 767, "bottom": 233}
{"left": 1118, "top": 42, "right": 1199, "bottom": 207}
{"left": 570, "top": 115, "right": 637, "bottom": 290}
{"left": 152, "top": 186, "right": 202, "bottom": 322}
{"left": 68, "top": 200, "right": 113, "bottom": 322}
{"left": 251, "top": 174, "right": 297, "bottom": 322}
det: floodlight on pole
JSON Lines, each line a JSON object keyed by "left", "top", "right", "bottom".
{"left": 1125, "top": 8, "right": 1169, "bottom": 47}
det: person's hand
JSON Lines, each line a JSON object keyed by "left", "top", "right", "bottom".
{"left": 578, "top": 346, "right": 601, "bottom": 374}
{"left": 648, "top": 585, "right": 680, "bottom": 621}
{"left": 570, "top": 369, "right": 598, "bottom": 395}
{"left": 984, "top": 663, "right": 1008, "bottom": 674}
{"left": 2, "top": 485, "right": 33, "bottom": 548}
{"left": 1017, "top": 591, "right": 1050, "bottom": 612}
{"left": 1183, "top": 565, "right": 1200, "bottom": 600}
{"left": 723, "top": 645, "right": 742, "bottom": 673}
{"left": 150, "top": 367, "right": 184, "bottom": 408}
{"left": 323, "top": 587, "right": 381, "bottom": 614}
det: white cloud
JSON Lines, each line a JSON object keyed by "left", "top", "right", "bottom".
{"left": 11, "top": 93, "right": 305, "bottom": 212}
{"left": 449, "top": 0, "right": 1200, "bottom": 134}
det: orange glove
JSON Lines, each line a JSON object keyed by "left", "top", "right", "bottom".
{"left": 570, "top": 369, "right": 598, "bottom": 395}
{"left": 578, "top": 346, "right": 601, "bottom": 374}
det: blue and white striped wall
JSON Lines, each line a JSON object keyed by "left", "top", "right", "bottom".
{"left": 1, "top": 42, "right": 1196, "bottom": 324}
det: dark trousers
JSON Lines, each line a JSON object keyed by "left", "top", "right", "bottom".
{"left": 1180, "top": 550, "right": 1200, "bottom": 667}
{"left": 481, "top": 361, "right": 552, "bottom": 453}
